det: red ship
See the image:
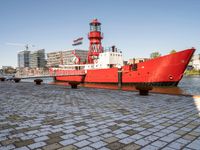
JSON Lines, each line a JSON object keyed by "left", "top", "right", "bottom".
{"left": 49, "top": 19, "right": 195, "bottom": 86}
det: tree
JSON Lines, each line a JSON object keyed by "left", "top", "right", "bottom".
{"left": 170, "top": 49, "right": 176, "bottom": 54}
{"left": 150, "top": 52, "right": 161, "bottom": 59}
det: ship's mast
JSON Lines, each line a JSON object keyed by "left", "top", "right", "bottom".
{"left": 87, "top": 19, "right": 103, "bottom": 63}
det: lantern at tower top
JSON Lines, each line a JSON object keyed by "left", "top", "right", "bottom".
{"left": 89, "top": 19, "right": 101, "bottom": 32}
{"left": 88, "top": 19, "right": 104, "bottom": 63}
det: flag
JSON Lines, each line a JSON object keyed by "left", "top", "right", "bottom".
{"left": 72, "top": 37, "right": 83, "bottom": 46}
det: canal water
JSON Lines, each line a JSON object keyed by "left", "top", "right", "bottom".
{"left": 21, "top": 76, "right": 200, "bottom": 95}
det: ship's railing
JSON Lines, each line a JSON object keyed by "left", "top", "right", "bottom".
{"left": 50, "top": 70, "right": 86, "bottom": 76}
{"left": 15, "top": 70, "right": 86, "bottom": 79}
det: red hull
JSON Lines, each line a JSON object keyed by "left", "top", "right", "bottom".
{"left": 52, "top": 48, "right": 195, "bottom": 86}
{"left": 56, "top": 75, "right": 85, "bottom": 82}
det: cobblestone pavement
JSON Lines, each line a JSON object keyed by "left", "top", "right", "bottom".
{"left": 0, "top": 82, "right": 200, "bottom": 150}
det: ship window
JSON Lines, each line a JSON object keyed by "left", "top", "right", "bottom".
{"left": 132, "top": 64, "right": 137, "bottom": 71}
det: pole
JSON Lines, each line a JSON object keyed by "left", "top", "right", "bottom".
{"left": 118, "top": 68, "right": 122, "bottom": 89}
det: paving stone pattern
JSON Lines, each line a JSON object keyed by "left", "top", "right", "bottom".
{"left": 0, "top": 82, "right": 200, "bottom": 150}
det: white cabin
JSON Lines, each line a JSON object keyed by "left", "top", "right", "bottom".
{"left": 85, "top": 51, "right": 123, "bottom": 70}
{"left": 56, "top": 51, "right": 123, "bottom": 71}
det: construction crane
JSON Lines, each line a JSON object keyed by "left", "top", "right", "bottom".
{"left": 6, "top": 42, "right": 35, "bottom": 51}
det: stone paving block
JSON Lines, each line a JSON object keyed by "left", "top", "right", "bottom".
{"left": 168, "top": 141, "right": 186, "bottom": 149}
{"left": 20, "top": 134, "right": 37, "bottom": 140}
{"left": 141, "top": 145, "right": 159, "bottom": 150}
{"left": 0, "top": 144, "right": 15, "bottom": 150}
{"left": 113, "top": 129, "right": 124, "bottom": 134}
{"left": 98, "top": 147, "right": 110, "bottom": 150}
{"left": 36, "top": 131, "right": 51, "bottom": 136}
{"left": 14, "top": 146, "right": 30, "bottom": 150}
{"left": 14, "top": 139, "right": 34, "bottom": 148}
{"left": 63, "top": 125, "right": 76, "bottom": 130}
{"left": 189, "top": 131, "right": 200, "bottom": 137}
{"left": 147, "top": 128, "right": 159, "bottom": 133}
{"left": 80, "top": 146, "right": 95, "bottom": 150}
{"left": 34, "top": 135, "right": 49, "bottom": 142}
{"left": 0, "top": 136, "right": 7, "bottom": 142}
{"left": 106, "top": 141, "right": 125, "bottom": 150}
{"left": 88, "top": 136, "right": 103, "bottom": 142}
{"left": 161, "top": 129, "right": 173, "bottom": 134}
{"left": 175, "top": 130, "right": 188, "bottom": 136}
{"left": 99, "top": 128, "right": 112, "bottom": 134}
{"left": 186, "top": 139, "right": 200, "bottom": 150}
{"left": 42, "top": 143, "right": 62, "bottom": 150}
{"left": 121, "top": 143, "right": 141, "bottom": 150}
{"left": 45, "top": 137, "right": 63, "bottom": 145}
{"left": 51, "top": 128, "right": 64, "bottom": 133}
{"left": 130, "top": 134, "right": 143, "bottom": 140}
{"left": 139, "top": 130, "right": 152, "bottom": 136}
{"left": 161, "top": 146, "right": 177, "bottom": 150}
{"left": 103, "top": 136, "right": 119, "bottom": 144}
{"left": 76, "top": 126, "right": 87, "bottom": 131}
{"left": 181, "top": 127, "right": 193, "bottom": 132}
{"left": 153, "top": 131, "right": 167, "bottom": 137}
{"left": 134, "top": 127, "right": 146, "bottom": 131}
{"left": 74, "top": 140, "right": 91, "bottom": 148}
{"left": 61, "top": 134, "right": 76, "bottom": 140}
{"left": 160, "top": 135, "right": 175, "bottom": 143}
{"left": 59, "top": 139, "right": 77, "bottom": 146}
{"left": 74, "top": 135, "right": 89, "bottom": 141}
{"left": 116, "top": 133, "right": 129, "bottom": 139}
{"left": 87, "top": 131, "right": 101, "bottom": 137}
{"left": 74, "top": 130, "right": 88, "bottom": 136}
{"left": 58, "top": 145, "right": 77, "bottom": 150}
{"left": 119, "top": 137, "right": 135, "bottom": 144}
{"left": 0, "top": 138, "right": 20, "bottom": 146}
{"left": 183, "top": 134, "right": 196, "bottom": 141}
{"left": 86, "top": 127, "right": 98, "bottom": 132}
{"left": 28, "top": 141, "right": 46, "bottom": 149}
{"left": 90, "top": 141, "right": 107, "bottom": 149}
{"left": 135, "top": 139, "right": 151, "bottom": 146}
{"left": 144, "top": 135, "right": 159, "bottom": 142}
{"left": 26, "top": 130, "right": 39, "bottom": 135}
{"left": 63, "top": 128, "right": 77, "bottom": 134}
{"left": 151, "top": 140, "right": 168, "bottom": 148}
{"left": 175, "top": 138, "right": 190, "bottom": 144}
{"left": 48, "top": 132, "right": 64, "bottom": 138}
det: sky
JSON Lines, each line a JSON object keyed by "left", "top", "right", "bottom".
{"left": 0, "top": 0, "right": 200, "bottom": 67}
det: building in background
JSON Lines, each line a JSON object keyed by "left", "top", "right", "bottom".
{"left": 62, "top": 50, "right": 88, "bottom": 65}
{"left": 18, "top": 50, "right": 31, "bottom": 68}
{"left": 192, "top": 54, "right": 200, "bottom": 70}
{"left": 29, "top": 49, "right": 46, "bottom": 68}
{"left": 47, "top": 51, "right": 63, "bottom": 67}
{"left": 47, "top": 49, "right": 88, "bottom": 66}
